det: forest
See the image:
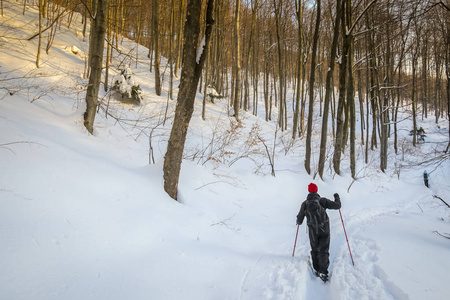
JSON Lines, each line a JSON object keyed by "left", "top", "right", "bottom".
{"left": 3, "top": 0, "right": 450, "bottom": 199}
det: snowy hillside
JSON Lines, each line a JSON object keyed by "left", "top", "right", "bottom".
{"left": 1, "top": 3, "right": 449, "bottom": 300}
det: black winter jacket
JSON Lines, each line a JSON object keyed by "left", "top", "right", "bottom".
{"left": 296, "top": 192, "right": 341, "bottom": 227}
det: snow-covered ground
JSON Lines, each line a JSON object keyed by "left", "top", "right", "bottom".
{"left": 1, "top": 3, "right": 449, "bottom": 300}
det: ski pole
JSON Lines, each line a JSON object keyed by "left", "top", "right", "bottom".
{"left": 292, "top": 224, "right": 300, "bottom": 257}
{"left": 339, "top": 209, "right": 354, "bottom": 266}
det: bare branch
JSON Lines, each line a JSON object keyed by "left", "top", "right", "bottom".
{"left": 27, "top": 7, "right": 71, "bottom": 41}
{"left": 347, "top": 0, "right": 378, "bottom": 36}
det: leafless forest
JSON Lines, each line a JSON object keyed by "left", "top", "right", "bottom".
{"left": 4, "top": 0, "right": 449, "bottom": 199}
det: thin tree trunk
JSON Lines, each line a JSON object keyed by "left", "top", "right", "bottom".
{"left": 446, "top": 18, "right": 450, "bottom": 152}
{"left": 367, "top": 13, "right": 378, "bottom": 151}
{"left": 380, "top": 1, "right": 390, "bottom": 172}
{"left": 273, "top": 0, "right": 284, "bottom": 130}
{"left": 292, "top": 0, "right": 302, "bottom": 139}
{"left": 264, "top": 59, "right": 269, "bottom": 121}
{"left": 305, "top": 0, "right": 320, "bottom": 175}
{"left": 357, "top": 64, "right": 365, "bottom": 147}
{"left": 153, "top": 0, "right": 161, "bottom": 95}
{"left": 412, "top": 51, "right": 418, "bottom": 147}
{"left": 202, "top": 49, "right": 210, "bottom": 120}
{"left": 233, "top": 0, "right": 241, "bottom": 121}
{"left": 36, "top": 0, "right": 43, "bottom": 68}
{"left": 422, "top": 35, "right": 428, "bottom": 119}
{"left": 169, "top": 0, "right": 175, "bottom": 100}
{"left": 333, "top": 0, "right": 348, "bottom": 175}
{"left": 243, "top": 0, "right": 257, "bottom": 113}
{"left": 174, "top": 0, "right": 184, "bottom": 77}
{"left": 104, "top": 5, "right": 111, "bottom": 92}
{"left": 318, "top": 0, "right": 342, "bottom": 179}
{"left": 346, "top": 0, "right": 355, "bottom": 178}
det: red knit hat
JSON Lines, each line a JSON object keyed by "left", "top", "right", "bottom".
{"left": 308, "top": 183, "right": 318, "bottom": 193}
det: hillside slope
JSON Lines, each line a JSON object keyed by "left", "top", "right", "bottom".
{"left": 1, "top": 3, "right": 449, "bottom": 300}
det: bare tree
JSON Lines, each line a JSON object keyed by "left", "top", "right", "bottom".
{"left": 83, "top": 0, "right": 108, "bottom": 134}
{"left": 305, "top": 0, "right": 321, "bottom": 175}
{"left": 153, "top": 0, "right": 162, "bottom": 96}
{"left": 233, "top": 0, "right": 241, "bottom": 121}
{"left": 36, "top": 0, "right": 43, "bottom": 68}
{"left": 318, "top": 0, "right": 342, "bottom": 179}
{"left": 292, "top": 0, "right": 302, "bottom": 139}
{"left": 163, "top": 0, "right": 215, "bottom": 200}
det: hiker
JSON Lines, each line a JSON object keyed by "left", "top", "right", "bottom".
{"left": 296, "top": 183, "right": 341, "bottom": 282}
{"left": 423, "top": 170, "right": 429, "bottom": 188}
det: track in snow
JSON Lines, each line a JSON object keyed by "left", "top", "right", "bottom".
{"left": 239, "top": 201, "right": 417, "bottom": 300}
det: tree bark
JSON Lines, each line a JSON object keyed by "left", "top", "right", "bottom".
{"left": 153, "top": 0, "right": 161, "bottom": 96}
{"left": 412, "top": 51, "right": 418, "bottom": 147}
{"left": 292, "top": 0, "right": 302, "bottom": 139}
{"left": 446, "top": 18, "right": 450, "bottom": 152}
{"left": 318, "top": 0, "right": 342, "bottom": 179}
{"left": 273, "top": 0, "right": 284, "bottom": 130}
{"left": 346, "top": 0, "right": 355, "bottom": 178}
{"left": 233, "top": 0, "right": 241, "bottom": 121}
{"left": 163, "top": 0, "right": 215, "bottom": 200}
{"left": 333, "top": 0, "right": 348, "bottom": 175}
{"left": 174, "top": 0, "right": 184, "bottom": 77}
{"left": 83, "top": 0, "right": 108, "bottom": 135}
{"left": 36, "top": 0, "right": 43, "bottom": 68}
{"left": 305, "top": 0, "right": 320, "bottom": 175}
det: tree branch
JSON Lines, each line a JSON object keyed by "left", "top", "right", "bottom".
{"left": 347, "top": 0, "right": 377, "bottom": 36}
{"left": 27, "top": 7, "right": 71, "bottom": 41}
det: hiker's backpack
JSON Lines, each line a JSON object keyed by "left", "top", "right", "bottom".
{"left": 305, "top": 198, "right": 328, "bottom": 234}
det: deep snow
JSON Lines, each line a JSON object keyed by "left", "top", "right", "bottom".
{"left": 1, "top": 3, "right": 450, "bottom": 300}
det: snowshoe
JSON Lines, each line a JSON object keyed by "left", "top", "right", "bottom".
{"left": 307, "top": 257, "right": 330, "bottom": 283}
{"left": 318, "top": 273, "right": 329, "bottom": 283}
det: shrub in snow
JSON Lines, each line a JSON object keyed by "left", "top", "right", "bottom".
{"left": 206, "top": 85, "right": 223, "bottom": 103}
{"left": 112, "top": 65, "right": 142, "bottom": 103}
{"left": 409, "top": 127, "right": 426, "bottom": 142}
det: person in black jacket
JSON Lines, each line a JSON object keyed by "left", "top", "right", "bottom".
{"left": 423, "top": 170, "right": 429, "bottom": 188}
{"left": 296, "top": 183, "right": 341, "bottom": 282}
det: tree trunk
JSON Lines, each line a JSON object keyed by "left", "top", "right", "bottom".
{"left": 367, "top": 12, "right": 378, "bottom": 151}
{"left": 233, "top": 0, "right": 241, "bottom": 121}
{"left": 104, "top": 5, "right": 111, "bottom": 92}
{"left": 333, "top": 0, "right": 348, "bottom": 175}
{"left": 318, "top": 0, "right": 342, "bottom": 179}
{"left": 243, "top": 0, "right": 257, "bottom": 113}
{"left": 163, "top": 0, "right": 215, "bottom": 200}
{"left": 305, "top": 0, "right": 320, "bottom": 175}
{"left": 153, "top": 0, "right": 161, "bottom": 96}
{"left": 292, "top": 0, "right": 302, "bottom": 139}
{"left": 83, "top": 0, "right": 108, "bottom": 135}
{"left": 412, "top": 51, "right": 418, "bottom": 147}
{"left": 422, "top": 35, "right": 428, "bottom": 119}
{"left": 264, "top": 58, "right": 270, "bottom": 121}
{"left": 446, "top": 18, "right": 450, "bottom": 152}
{"left": 273, "top": 0, "right": 284, "bottom": 131}
{"left": 380, "top": 1, "right": 391, "bottom": 172}
{"left": 169, "top": 0, "right": 175, "bottom": 100}
{"left": 36, "top": 0, "right": 43, "bottom": 68}
{"left": 174, "top": 0, "right": 184, "bottom": 77}
{"left": 202, "top": 48, "right": 210, "bottom": 120}
{"left": 346, "top": 0, "right": 355, "bottom": 179}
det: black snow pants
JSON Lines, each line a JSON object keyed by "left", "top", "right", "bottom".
{"left": 308, "top": 226, "right": 330, "bottom": 275}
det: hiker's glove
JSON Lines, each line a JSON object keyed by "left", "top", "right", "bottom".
{"left": 334, "top": 193, "right": 340, "bottom": 200}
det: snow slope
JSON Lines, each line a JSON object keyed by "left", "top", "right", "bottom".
{"left": 1, "top": 3, "right": 449, "bottom": 300}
